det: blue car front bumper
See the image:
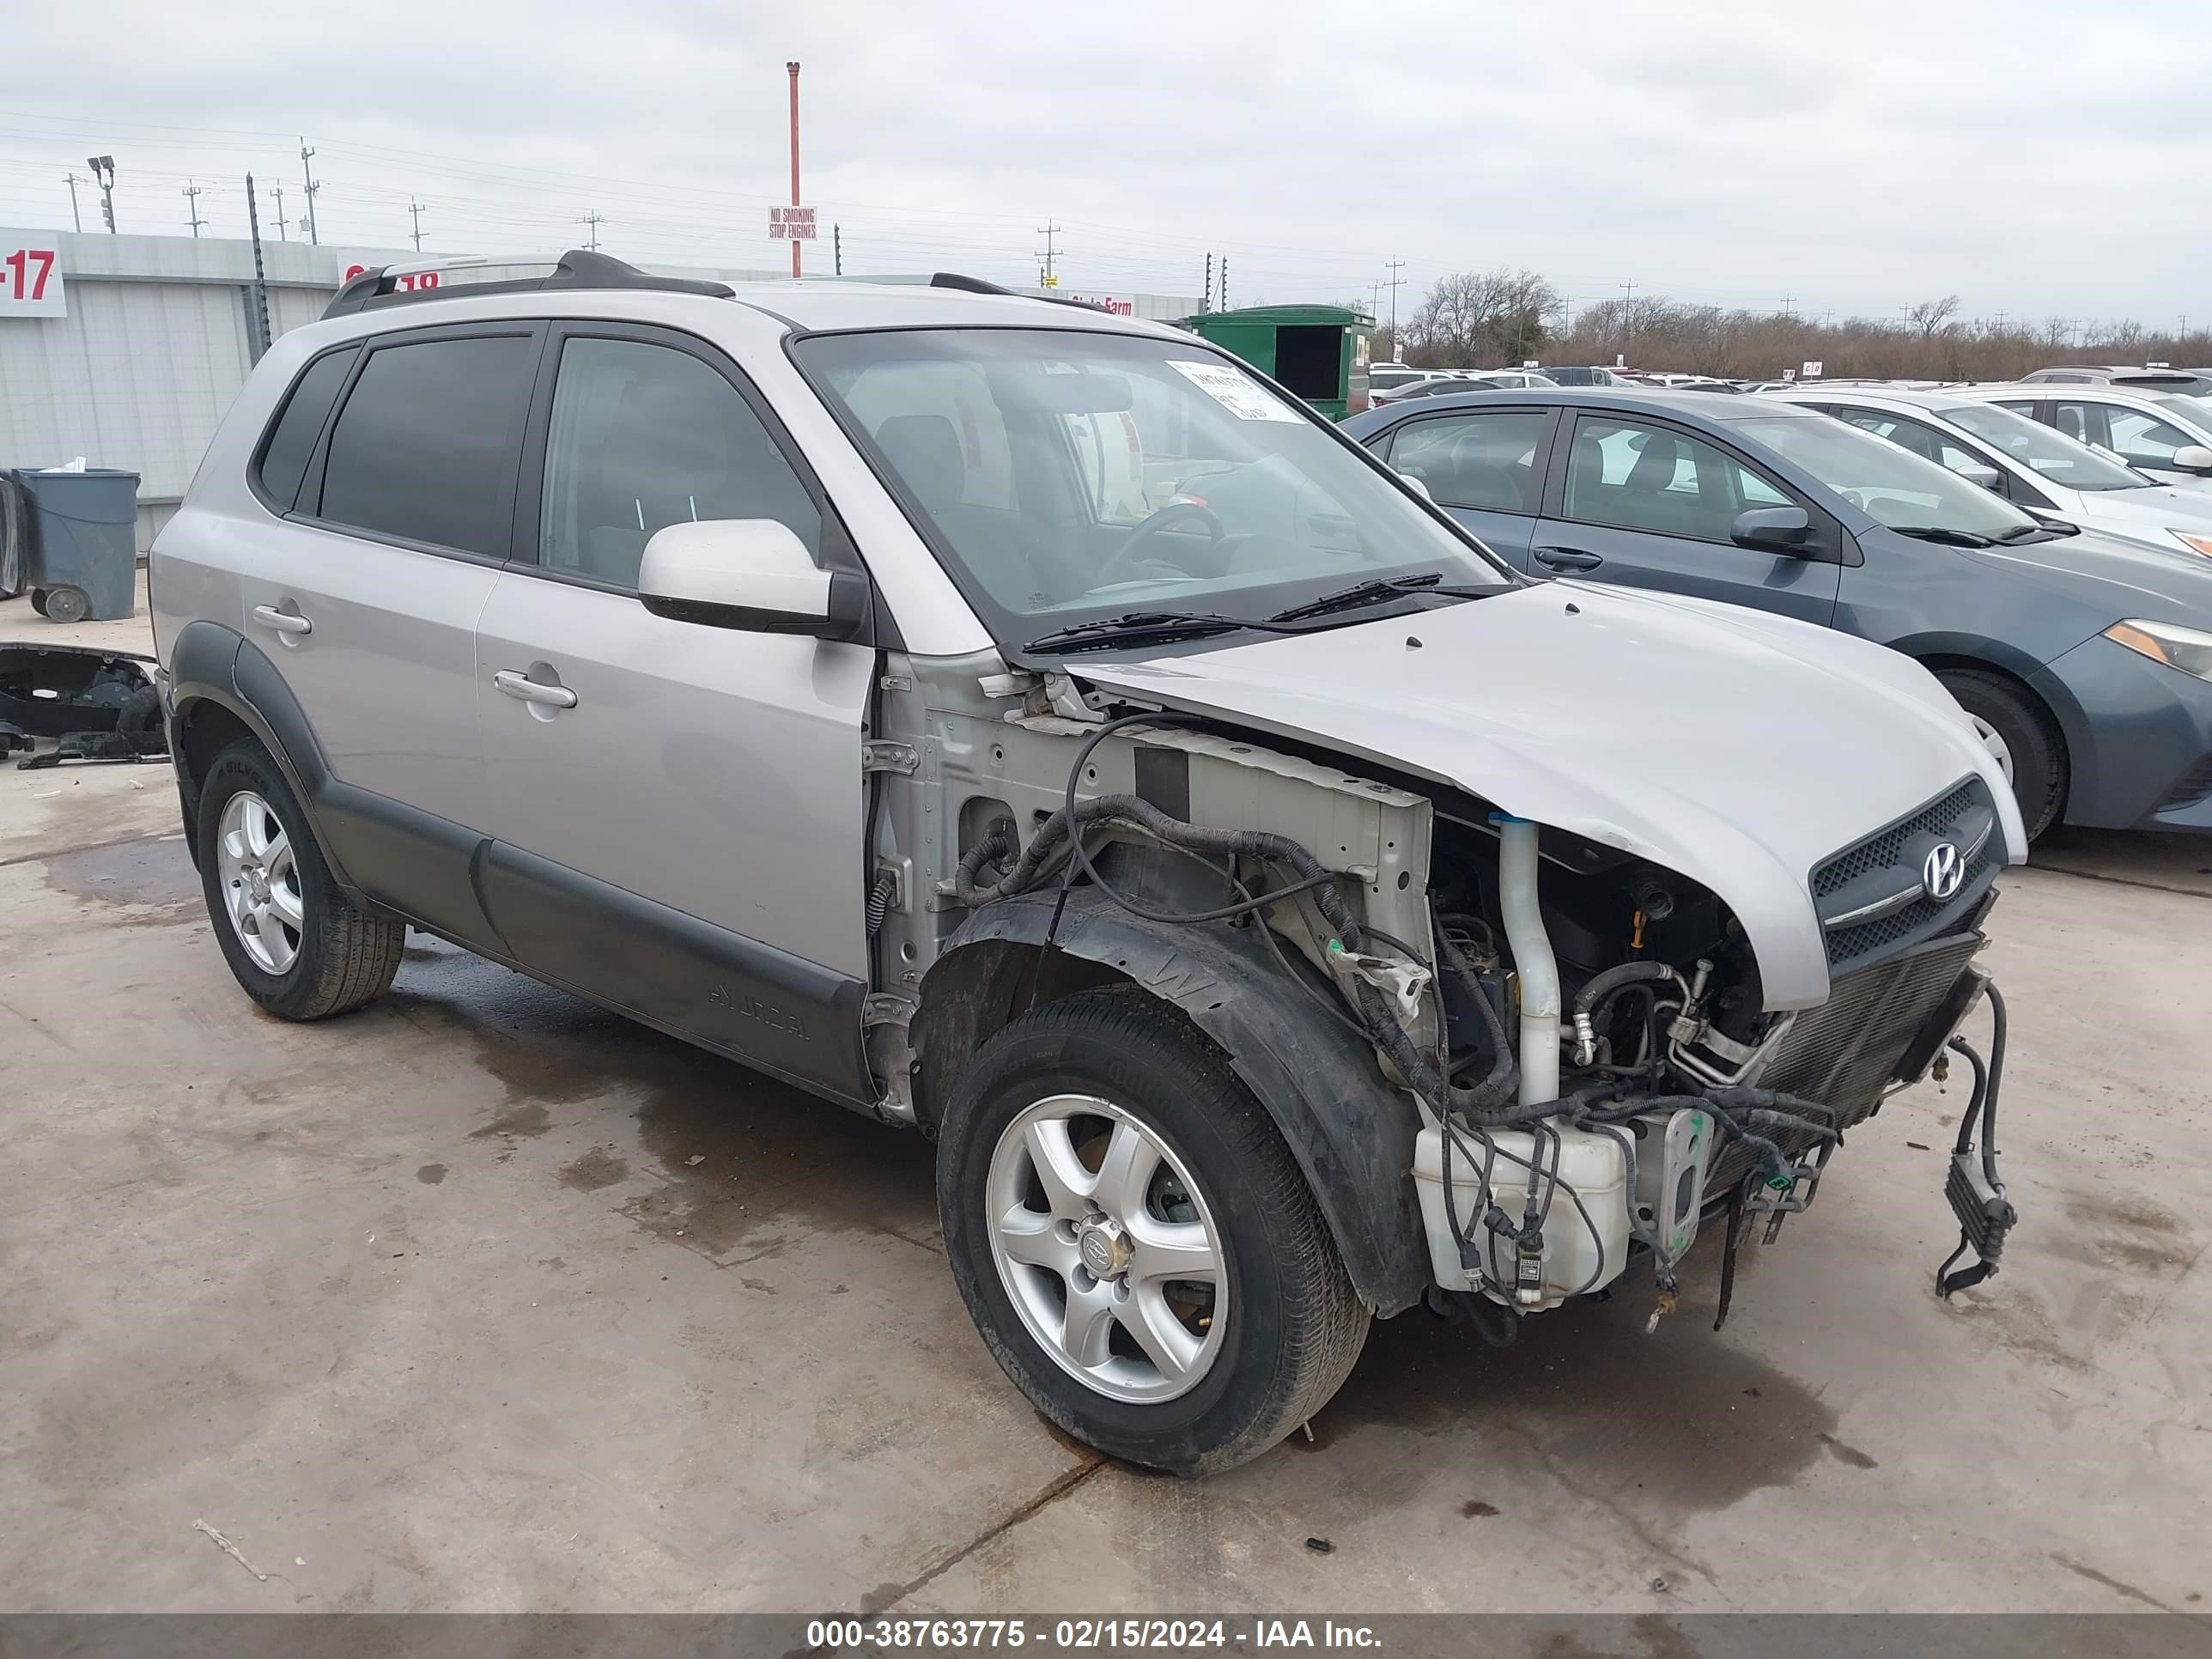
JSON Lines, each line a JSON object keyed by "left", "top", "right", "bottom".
{"left": 2038, "top": 634, "right": 2212, "bottom": 830}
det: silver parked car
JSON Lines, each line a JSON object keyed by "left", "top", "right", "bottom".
{"left": 150, "top": 252, "right": 2025, "bottom": 1474}
{"left": 1764, "top": 386, "right": 2212, "bottom": 558}
{"left": 1950, "top": 383, "right": 2212, "bottom": 491}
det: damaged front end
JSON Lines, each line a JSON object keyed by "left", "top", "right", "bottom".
{"left": 0, "top": 641, "right": 169, "bottom": 769}
{"left": 927, "top": 681, "right": 2014, "bottom": 1340}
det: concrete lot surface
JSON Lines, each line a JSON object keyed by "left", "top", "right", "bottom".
{"left": 2, "top": 587, "right": 2207, "bottom": 1613}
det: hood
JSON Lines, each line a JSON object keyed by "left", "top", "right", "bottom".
{"left": 2057, "top": 483, "right": 2212, "bottom": 542}
{"left": 1966, "top": 524, "right": 2212, "bottom": 628}
{"left": 1078, "top": 581, "right": 2022, "bottom": 1010}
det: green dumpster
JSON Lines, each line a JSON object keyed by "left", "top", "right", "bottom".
{"left": 1179, "top": 304, "right": 1376, "bottom": 420}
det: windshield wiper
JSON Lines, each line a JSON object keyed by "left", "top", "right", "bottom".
{"left": 1263, "top": 571, "right": 1491, "bottom": 624}
{"left": 1890, "top": 526, "right": 1997, "bottom": 548}
{"left": 1996, "top": 521, "right": 2069, "bottom": 543}
{"left": 1023, "top": 610, "right": 1275, "bottom": 654}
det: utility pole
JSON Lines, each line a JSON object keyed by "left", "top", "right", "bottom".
{"left": 272, "top": 183, "right": 288, "bottom": 240}
{"left": 1219, "top": 258, "right": 1229, "bottom": 309}
{"left": 577, "top": 209, "right": 605, "bottom": 252}
{"left": 1203, "top": 253, "right": 1213, "bottom": 313}
{"left": 182, "top": 179, "right": 208, "bottom": 237}
{"left": 408, "top": 198, "right": 426, "bottom": 252}
{"left": 299, "top": 139, "right": 320, "bottom": 246}
{"left": 1383, "top": 258, "right": 1406, "bottom": 344}
{"left": 243, "top": 174, "right": 272, "bottom": 361}
{"left": 1619, "top": 280, "right": 1637, "bottom": 359}
{"left": 64, "top": 171, "right": 85, "bottom": 232}
{"left": 833, "top": 222, "right": 842, "bottom": 276}
{"left": 786, "top": 61, "right": 803, "bottom": 280}
{"left": 1036, "top": 222, "right": 1062, "bottom": 288}
{"left": 1778, "top": 295, "right": 1796, "bottom": 320}
{"left": 87, "top": 156, "right": 117, "bottom": 232}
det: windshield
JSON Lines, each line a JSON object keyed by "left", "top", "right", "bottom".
{"left": 1942, "top": 403, "right": 2147, "bottom": 492}
{"left": 795, "top": 327, "right": 1509, "bottom": 641}
{"left": 1729, "top": 414, "right": 2037, "bottom": 538}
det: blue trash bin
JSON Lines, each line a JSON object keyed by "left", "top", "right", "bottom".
{"left": 11, "top": 467, "right": 141, "bottom": 624}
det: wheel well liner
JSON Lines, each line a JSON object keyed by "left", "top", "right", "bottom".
{"left": 916, "top": 889, "right": 1431, "bottom": 1316}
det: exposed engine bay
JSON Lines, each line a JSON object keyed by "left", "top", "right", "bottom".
{"left": 901, "top": 675, "right": 2016, "bottom": 1338}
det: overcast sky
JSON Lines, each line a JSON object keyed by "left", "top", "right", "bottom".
{"left": 4, "top": 0, "right": 2208, "bottom": 326}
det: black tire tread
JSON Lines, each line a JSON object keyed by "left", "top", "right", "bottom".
{"left": 1939, "top": 666, "right": 2066, "bottom": 841}
{"left": 943, "top": 985, "right": 1367, "bottom": 1475}
{"left": 199, "top": 738, "right": 404, "bottom": 1019}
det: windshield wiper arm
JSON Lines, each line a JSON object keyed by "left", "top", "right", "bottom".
{"left": 1023, "top": 610, "right": 1285, "bottom": 654}
{"left": 1265, "top": 571, "right": 1491, "bottom": 624}
{"left": 1890, "top": 526, "right": 1997, "bottom": 548}
{"left": 1996, "top": 521, "right": 2066, "bottom": 543}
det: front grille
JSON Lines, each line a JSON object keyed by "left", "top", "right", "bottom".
{"left": 1813, "top": 778, "right": 2000, "bottom": 974}
{"left": 2157, "top": 753, "right": 2212, "bottom": 812}
{"left": 1704, "top": 928, "right": 1986, "bottom": 1199}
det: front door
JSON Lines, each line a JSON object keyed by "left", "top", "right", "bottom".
{"left": 1376, "top": 406, "right": 1553, "bottom": 569}
{"left": 1529, "top": 411, "right": 1842, "bottom": 626}
{"left": 471, "top": 322, "right": 875, "bottom": 1097}
{"left": 238, "top": 323, "right": 544, "bottom": 948}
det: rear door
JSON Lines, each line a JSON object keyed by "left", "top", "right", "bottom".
{"left": 1528, "top": 410, "right": 1843, "bottom": 624}
{"left": 1370, "top": 406, "right": 1553, "bottom": 568}
{"left": 240, "top": 322, "right": 543, "bottom": 946}
{"left": 470, "top": 319, "right": 876, "bottom": 1097}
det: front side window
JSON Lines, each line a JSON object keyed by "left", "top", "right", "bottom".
{"left": 1945, "top": 403, "right": 2144, "bottom": 491}
{"left": 2104, "top": 408, "right": 2192, "bottom": 467}
{"left": 793, "top": 328, "right": 1507, "bottom": 635}
{"left": 1561, "top": 416, "right": 1793, "bottom": 542}
{"left": 537, "top": 337, "right": 819, "bottom": 588}
{"left": 256, "top": 346, "right": 358, "bottom": 513}
{"left": 1832, "top": 410, "right": 1984, "bottom": 476}
{"left": 1727, "top": 414, "right": 2035, "bottom": 539}
{"left": 316, "top": 334, "right": 538, "bottom": 557}
{"left": 1389, "top": 410, "right": 1547, "bottom": 512}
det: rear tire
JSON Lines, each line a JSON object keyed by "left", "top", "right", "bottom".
{"left": 1939, "top": 668, "right": 2066, "bottom": 842}
{"left": 938, "top": 987, "right": 1368, "bottom": 1475}
{"left": 196, "top": 738, "right": 404, "bottom": 1019}
{"left": 28, "top": 587, "right": 50, "bottom": 617}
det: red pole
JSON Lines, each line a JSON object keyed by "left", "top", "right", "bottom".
{"left": 787, "top": 60, "right": 802, "bottom": 280}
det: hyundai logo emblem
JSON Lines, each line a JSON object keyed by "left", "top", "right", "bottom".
{"left": 1922, "top": 842, "right": 1965, "bottom": 902}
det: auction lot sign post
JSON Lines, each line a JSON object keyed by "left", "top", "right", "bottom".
{"left": 0, "top": 1615, "right": 2203, "bottom": 1656}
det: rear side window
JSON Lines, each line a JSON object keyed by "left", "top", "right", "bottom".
{"left": 255, "top": 346, "right": 357, "bottom": 513}
{"left": 315, "top": 334, "right": 538, "bottom": 556}
{"left": 1389, "top": 410, "right": 1547, "bottom": 512}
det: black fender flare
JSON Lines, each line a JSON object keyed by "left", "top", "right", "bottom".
{"left": 915, "top": 889, "right": 1430, "bottom": 1317}
{"left": 167, "top": 619, "right": 360, "bottom": 896}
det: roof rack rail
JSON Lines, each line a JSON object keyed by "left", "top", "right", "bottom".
{"left": 323, "top": 248, "right": 735, "bottom": 320}
{"left": 927, "top": 272, "right": 1107, "bottom": 313}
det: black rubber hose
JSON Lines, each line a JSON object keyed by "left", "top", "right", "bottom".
{"left": 864, "top": 869, "right": 898, "bottom": 937}
{"left": 1571, "top": 960, "right": 1681, "bottom": 1016}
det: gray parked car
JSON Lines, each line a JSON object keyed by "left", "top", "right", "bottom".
{"left": 151, "top": 253, "right": 2022, "bottom": 1474}
{"left": 1346, "top": 388, "right": 2212, "bottom": 840}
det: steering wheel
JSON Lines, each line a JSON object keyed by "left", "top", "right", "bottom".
{"left": 1093, "top": 501, "right": 1226, "bottom": 588}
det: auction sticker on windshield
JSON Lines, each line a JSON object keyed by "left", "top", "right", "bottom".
{"left": 1168, "top": 359, "right": 1304, "bottom": 422}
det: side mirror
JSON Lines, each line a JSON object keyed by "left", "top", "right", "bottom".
{"left": 1954, "top": 462, "right": 2003, "bottom": 491}
{"left": 1398, "top": 471, "right": 1434, "bottom": 501}
{"left": 637, "top": 520, "right": 866, "bottom": 640}
{"left": 1731, "top": 505, "right": 1814, "bottom": 552}
{"left": 2172, "top": 444, "right": 2212, "bottom": 474}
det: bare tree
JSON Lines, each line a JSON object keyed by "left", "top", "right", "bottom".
{"left": 1404, "top": 268, "right": 1562, "bottom": 368}
{"left": 1908, "top": 295, "right": 1963, "bottom": 339}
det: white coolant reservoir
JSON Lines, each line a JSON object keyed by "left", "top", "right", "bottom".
{"left": 1413, "top": 1123, "right": 1631, "bottom": 1311}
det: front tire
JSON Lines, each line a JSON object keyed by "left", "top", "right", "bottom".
{"left": 196, "top": 739, "right": 405, "bottom": 1019}
{"left": 1938, "top": 668, "right": 2066, "bottom": 842}
{"left": 938, "top": 988, "right": 1368, "bottom": 1475}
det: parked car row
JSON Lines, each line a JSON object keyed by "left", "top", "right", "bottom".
{"left": 1343, "top": 386, "right": 2212, "bottom": 842}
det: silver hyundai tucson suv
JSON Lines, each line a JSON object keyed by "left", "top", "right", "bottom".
{"left": 150, "top": 251, "right": 2027, "bottom": 1474}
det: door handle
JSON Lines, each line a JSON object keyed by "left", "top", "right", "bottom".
{"left": 251, "top": 603, "right": 312, "bottom": 635}
{"left": 1532, "top": 546, "right": 1606, "bottom": 572}
{"left": 494, "top": 669, "right": 578, "bottom": 710}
